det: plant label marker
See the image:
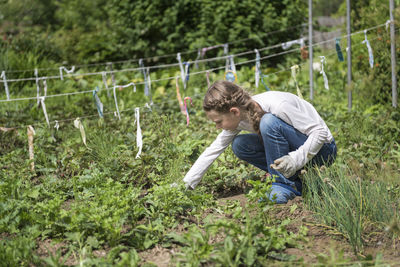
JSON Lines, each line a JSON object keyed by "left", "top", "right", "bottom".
{"left": 135, "top": 108, "right": 142, "bottom": 159}
{"left": 27, "top": 125, "right": 35, "bottom": 171}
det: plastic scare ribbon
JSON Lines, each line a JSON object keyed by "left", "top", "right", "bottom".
{"left": 74, "top": 118, "right": 87, "bottom": 147}
{"left": 175, "top": 77, "right": 186, "bottom": 115}
{"left": 183, "top": 61, "right": 191, "bottom": 89}
{"left": 93, "top": 86, "right": 104, "bottom": 118}
{"left": 177, "top": 53, "right": 186, "bottom": 88}
{"left": 254, "top": 49, "right": 261, "bottom": 88}
{"left": 206, "top": 71, "right": 211, "bottom": 87}
{"left": 113, "top": 86, "right": 121, "bottom": 120}
{"left": 319, "top": 56, "right": 329, "bottom": 90}
{"left": 107, "top": 63, "right": 115, "bottom": 97}
{"left": 107, "top": 62, "right": 116, "bottom": 85}
{"left": 59, "top": 66, "right": 75, "bottom": 80}
{"left": 335, "top": 38, "right": 344, "bottom": 62}
{"left": 134, "top": 107, "right": 142, "bottom": 159}
{"left": 282, "top": 38, "right": 304, "bottom": 50}
{"left": 139, "top": 59, "right": 150, "bottom": 97}
{"left": 39, "top": 97, "right": 50, "bottom": 127}
{"left": 102, "top": 71, "right": 108, "bottom": 90}
{"left": 291, "top": 65, "right": 303, "bottom": 99}
{"left": 35, "top": 68, "right": 40, "bottom": 105}
{"left": 146, "top": 68, "right": 152, "bottom": 103}
{"left": 194, "top": 49, "right": 201, "bottom": 69}
{"left": 200, "top": 44, "right": 225, "bottom": 57}
{"left": 54, "top": 120, "right": 59, "bottom": 131}
{"left": 1, "top": 71, "right": 10, "bottom": 100}
{"left": 386, "top": 20, "right": 392, "bottom": 31}
{"left": 145, "top": 102, "right": 152, "bottom": 111}
{"left": 260, "top": 74, "right": 271, "bottom": 91}
{"left": 224, "top": 44, "right": 229, "bottom": 71}
{"left": 42, "top": 78, "right": 48, "bottom": 97}
{"left": 132, "top": 81, "right": 137, "bottom": 93}
{"left": 224, "top": 55, "right": 237, "bottom": 82}
{"left": 362, "top": 30, "right": 374, "bottom": 69}
{"left": 184, "top": 97, "right": 193, "bottom": 126}
{"left": 228, "top": 55, "right": 236, "bottom": 73}
{"left": 37, "top": 78, "right": 47, "bottom": 108}
{"left": 27, "top": 125, "right": 36, "bottom": 171}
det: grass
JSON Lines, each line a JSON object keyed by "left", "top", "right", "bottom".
{"left": 303, "top": 160, "right": 400, "bottom": 255}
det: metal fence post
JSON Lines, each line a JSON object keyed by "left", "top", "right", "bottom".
{"left": 390, "top": 0, "right": 398, "bottom": 108}
{"left": 347, "top": 0, "right": 352, "bottom": 111}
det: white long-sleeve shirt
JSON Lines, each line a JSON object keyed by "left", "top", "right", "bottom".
{"left": 183, "top": 91, "right": 334, "bottom": 189}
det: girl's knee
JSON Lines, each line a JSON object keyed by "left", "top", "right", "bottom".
{"left": 231, "top": 135, "right": 247, "bottom": 157}
{"left": 259, "top": 113, "right": 281, "bottom": 133}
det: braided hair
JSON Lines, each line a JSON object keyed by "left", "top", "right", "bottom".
{"left": 203, "top": 81, "right": 265, "bottom": 134}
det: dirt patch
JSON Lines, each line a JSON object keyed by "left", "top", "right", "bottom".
{"left": 139, "top": 244, "right": 175, "bottom": 267}
{"left": 36, "top": 239, "right": 76, "bottom": 265}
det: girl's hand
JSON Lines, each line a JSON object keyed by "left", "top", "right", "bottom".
{"left": 270, "top": 155, "right": 296, "bottom": 178}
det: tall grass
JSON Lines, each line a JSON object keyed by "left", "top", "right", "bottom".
{"left": 303, "top": 161, "right": 400, "bottom": 254}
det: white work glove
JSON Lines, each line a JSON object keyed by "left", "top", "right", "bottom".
{"left": 170, "top": 182, "right": 193, "bottom": 191}
{"left": 270, "top": 155, "right": 297, "bottom": 178}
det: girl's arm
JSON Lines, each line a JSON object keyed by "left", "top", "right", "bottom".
{"left": 276, "top": 100, "right": 333, "bottom": 171}
{"left": 183, "top": 129, "right": 239, "bottom": 189}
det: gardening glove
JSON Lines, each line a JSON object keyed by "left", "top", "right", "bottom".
{"left": 270, "top": 155, "right": 297, "bottom": 178}
{"left": 172, "top": 182, "right": 193, "bottom": 191}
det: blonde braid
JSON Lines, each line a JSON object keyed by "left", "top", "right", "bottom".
{"left": 203, "top": 81, "right": 266, "bottom": 134}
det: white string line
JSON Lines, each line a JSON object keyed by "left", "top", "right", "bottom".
{"left": 0, "top": 30, "right": 388, "bottom": 103}
{"left": 5, "top": 23, "right": 309, "bottom": 74}
{"left": 0, "top": 47, "right": 317, "bottom": 102}
{"left": 0, "top": 30, "right": 331, "bottom": 83}
{"left": 6, "top": 92, "right": 206, "bottom": 129}
{"left": 1, "top": 31, "right": 386, "bottom": 129}
{"left": 1, "top": 22, "right": 386, "bottom": 83}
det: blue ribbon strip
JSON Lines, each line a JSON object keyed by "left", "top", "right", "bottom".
{"left": 335, "top": 38, "right": 344, "bottom": 62}
{"left": 93, "top": 86, "right": 104, "bottom": 118}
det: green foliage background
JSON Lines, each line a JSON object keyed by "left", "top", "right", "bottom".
{"left": 0, "top": 0, "right": 306, "bottom": 64}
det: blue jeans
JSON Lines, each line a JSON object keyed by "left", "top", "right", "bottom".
{"left": 232, "top": 113, "right": 337, "bottom": 204}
